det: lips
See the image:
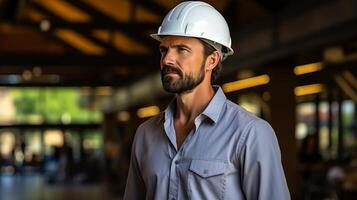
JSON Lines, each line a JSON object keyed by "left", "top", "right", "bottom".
{"left": 162, "top": 66, "right": 182, "bottom": 77}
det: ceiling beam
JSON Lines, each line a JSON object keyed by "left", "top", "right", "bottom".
{"left": 15, "top": 19, "right": 158, "bottom": 31}
{"left": 254, "top": 0, "right": 285, "bottom": 13}
{"left": 63, "top": 0, "right": 157, "bottom": 48}
{"left": 21, "top": 2, "right": 90, "bottom": 54}
{"left": 0, "top": 53, "right": 157, "bottom": 66}
{"left": 225, "top": 4, "right": 357, "bottom": 74}
{"left": 0, "top": 62, "right": 152, "bottom": 86}
{"left": 10, "top": 19, "right": 158, "bottom": 56}
{"left": 134, "top": 0, "right": 168, "bottom": 17}
{"left": 0, "top": 69, "right": 141, "bottom": 86}
{"left": 30, "top": 2, "right": 125, "bottom": 55}
{"left": 0, "top": 79, "right": 133, "bottom": 87}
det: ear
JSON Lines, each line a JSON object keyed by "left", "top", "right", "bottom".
{"left": 205, "top": 51, "right": 220, "bottom": 71}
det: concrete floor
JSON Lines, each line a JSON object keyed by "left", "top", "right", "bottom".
{"left": 0, "top": 174, "right": 121, "bottom": 200}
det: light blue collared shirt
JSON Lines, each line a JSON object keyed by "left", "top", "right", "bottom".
{"left": 124, "top": 86, "right": 290, "bottom": 200}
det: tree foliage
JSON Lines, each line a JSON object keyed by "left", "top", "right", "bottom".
{"left": 11, "top": 88, "right": 102, "bottom": 123}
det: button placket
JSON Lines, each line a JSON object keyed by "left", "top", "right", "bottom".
{"left": 168, "top": 119, "right": 205, "bottom": 200}
{"left": 168, "top": 150, "right": 181, "bottom": 199}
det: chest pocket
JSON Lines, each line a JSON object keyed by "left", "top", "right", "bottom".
{"left": 188, "top": 159, "right": 227, "bottom": 200}
{"left": 190, "top": 159, "right": 226, "bottom": 178}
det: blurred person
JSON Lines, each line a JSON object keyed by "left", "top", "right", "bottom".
{"left": 0, "top": 153, "right": 2, "bottom": 174}
{"left": 298, "top": 134, "right": 324, "bottom": 194}
{"left": 43, "top": 146, "right": 61, "bottom": 183}
{"left": 58, "top": 142, "right": 75, "bottom": 182}
{"left": 299, "top": 134, "right": 322, "bottom": 164}
{"left": 124, "top": 1, "right": 289, "bottom": 200}
{"left": 327, "top": 164, "right": 345, "bottom": 188}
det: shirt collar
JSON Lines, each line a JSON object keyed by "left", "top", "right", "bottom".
{"left": 162, "top": 85, "right": 226, "bottom": 124}
{"left": 201, "top": 85, "right": 226, "bottom": 123}
{"left": 162, "top": 98, "right": 175, "bottom": 122}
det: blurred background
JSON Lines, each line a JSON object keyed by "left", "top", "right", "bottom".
{"left": 0, "top": 0, "right": 356, "bottom": 199}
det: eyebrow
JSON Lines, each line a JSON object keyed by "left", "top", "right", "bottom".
{"left": 159, "top": 44, "right": 191, "bottom": 50}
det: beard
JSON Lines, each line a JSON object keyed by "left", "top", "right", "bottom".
{"left": 161, "top": 62, "right": 205, "bottom": 94}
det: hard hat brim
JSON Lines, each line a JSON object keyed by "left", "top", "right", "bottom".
{"left": 150, "top": 33, "right": 234, "bottom": 56}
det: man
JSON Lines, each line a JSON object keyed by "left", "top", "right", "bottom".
{"left": 124, "top": 1, "right": 290, "bottom": 200}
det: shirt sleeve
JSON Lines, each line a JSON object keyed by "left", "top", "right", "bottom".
{"left": 123, "top": 129, "right": 146, "bottom": 200}
{"left": 239, "top": 119, "right": 291, "bottom": 200}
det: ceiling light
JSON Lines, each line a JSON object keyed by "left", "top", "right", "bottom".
{"left": 294, "top": 84, "right": 324, "bottom": 96}
{"left": 137, "top": 106, "right": 160, "bottom": 118}
{"left": 294, "top": 62, "right": 323, "bottom": 75}
{"left": 222, "top": 74, "right": 270, "bottom": 93}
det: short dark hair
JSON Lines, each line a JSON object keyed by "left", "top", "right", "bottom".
{"left": 199, "top": 40, "right": 222, "bottom": 84}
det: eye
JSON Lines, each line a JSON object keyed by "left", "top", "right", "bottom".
{"left": 159, "top": 46, "right": 167, "bottom": 55}
{"left": 177, "top": 47, "right": 189, "bottom": 53}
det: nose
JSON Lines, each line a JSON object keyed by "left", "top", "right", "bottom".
{"left": 161, "top": 49, "right": 176, "bottom": 67}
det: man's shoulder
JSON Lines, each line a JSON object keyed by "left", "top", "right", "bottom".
{"left": 224, "top": 99, "right": 261, "bottom": 122}
{"left": 222, "top": 99, "right": 274, "bottom": 134}
{"left": 137, "top": 112, "right": 163, "bottom": 132}
{"left": 132, "top": 112, "right": 163, "bottom": 146}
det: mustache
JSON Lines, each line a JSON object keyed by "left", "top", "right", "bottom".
{"left": 161, "top": 65, "right": 183, "bottom": 77}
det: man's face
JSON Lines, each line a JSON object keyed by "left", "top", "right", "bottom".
{"left": 159, "top": 36, "right": 206, "bottom": 94}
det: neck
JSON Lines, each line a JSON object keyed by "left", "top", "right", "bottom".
{"left": 175, "top": 80, "right": 215, "bottom": 123}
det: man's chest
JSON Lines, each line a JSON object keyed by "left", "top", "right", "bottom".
{"left": 138, "top": 125, "right": 243, "bottom": 199}
{"left": 139, "top": 124, "right": 241, "bottom": 181}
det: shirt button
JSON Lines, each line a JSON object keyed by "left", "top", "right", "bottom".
{"left": 175, "top": 160, "right": 179, "bottom": 164}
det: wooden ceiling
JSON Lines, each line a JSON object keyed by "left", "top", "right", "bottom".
{"left": 0, "top": 0, "right": 253, "bottom": 86}
{"left": 0, "top": 0, "right": 303, "bottom": 86}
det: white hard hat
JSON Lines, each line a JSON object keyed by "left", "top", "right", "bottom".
{"left": 151, "top": 1, "right": 234, "bottom": 60}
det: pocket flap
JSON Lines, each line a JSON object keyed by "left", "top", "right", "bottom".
{"left": 189, "top": 160, "right": 226, "bottom": 178}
